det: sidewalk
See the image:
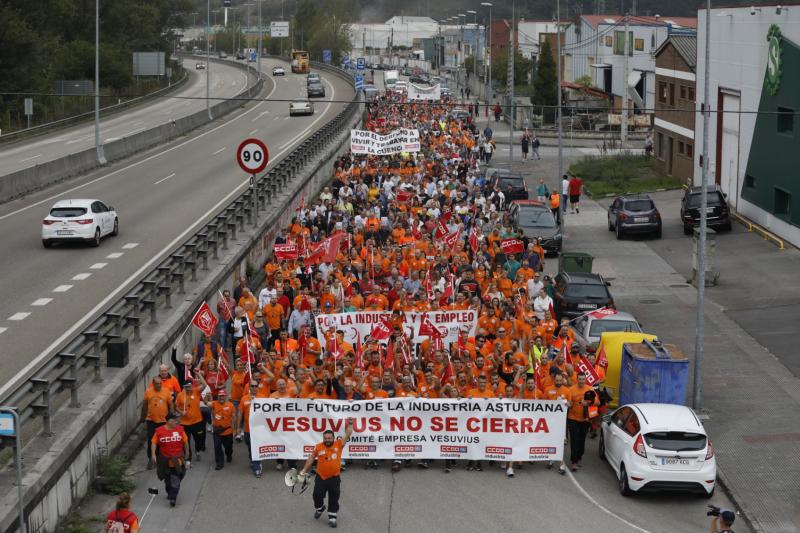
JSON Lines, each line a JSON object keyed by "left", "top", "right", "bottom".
{"left": 556, "top": 193, "right": 800, "bottom": 533}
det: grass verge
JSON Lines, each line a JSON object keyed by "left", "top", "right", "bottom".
{"left": 569, "top": 153, "right": 685, "bottom": 197}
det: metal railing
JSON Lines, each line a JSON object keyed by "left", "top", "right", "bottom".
{"left": 0, "top": 60, "right": 359, "bottom": 438}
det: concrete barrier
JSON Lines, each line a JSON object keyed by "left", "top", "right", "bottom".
{"left": 0, "top": 58, "right": 263, "bottom": 204}
{"left": 0, "top": 70, "right": 359, "bottom": 533}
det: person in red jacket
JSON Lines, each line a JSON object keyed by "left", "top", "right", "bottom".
{"left": 150, "top": 412, "right": 189, "bottom": 507}
{"left": 105, "top": 492, "right": 139, "bottom": 532}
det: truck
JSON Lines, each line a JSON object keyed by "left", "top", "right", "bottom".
{"left": 291, "top": 50, "right": 309, "bottom": 74}
{"left": 384, "top": 69, "right": 399, "bottom": 91}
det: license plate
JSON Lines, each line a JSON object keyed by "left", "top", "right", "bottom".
{"left": 577, "top": 303, "right": 597, "bottom": 309}
{"left": 634, "top": 217, "right": 648, "bottom": 223}
{"left": 706, "top": 207, "right": 715, "bottom": 213}
{"left": 661, "top": 457, "right": 691, "bottom": 466}
{"left": 56, "top": 231, "right": 73, "bottom": 236}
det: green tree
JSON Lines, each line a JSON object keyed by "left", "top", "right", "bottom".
{"left": 533, "top": 39, "right": 558, "bottom": 121}
{"left": 490, "top": 49, "right": 532, "bottom": 88}
{"left": 575, "top": 74, "right": 593, "bottom": 88}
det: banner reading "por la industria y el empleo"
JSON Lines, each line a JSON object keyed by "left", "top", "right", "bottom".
{"left": 350, "top": 128, "right": 420, "bottom": 155}
{"left": 249, "top": 398, "right": 567, "bottom": 461}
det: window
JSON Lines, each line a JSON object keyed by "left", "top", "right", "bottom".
{"left": 656, "top": 132, "right": 665, "bottom": 161}
{"left": 777, "top": 106, "right": 794, "bottom": 135}
{"left": 658, "top": 82, "right": 667, "bottom": 103}
{"left": 605, "top": 35, "right": 613, "bottom": 47}
{"left": 678, "top": 141, "right": 685, "bottom": 155}
{"left": 634, "top": 38, "right": 644, "bottom": 51}
{"left": 774, "top": 188, "right": 791, "bottom": 218}
{"left": 745, "top": 174, "right": 757, "bottom": 189}
{"left": 613, "top": 31, "right": 633, "bottom": 55}
{"left": 688, "top": 86, "right": 695, "bottom": 101}
{"left": 680, "top": 85, "right": 687, "bottom": 100}
{"left": 669, "top": 83, "right": 675, "bottom": 106}
{"left": 686, "top": 143, "right": 694, "bottom": 158}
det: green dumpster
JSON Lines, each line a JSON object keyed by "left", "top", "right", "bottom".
{"left": 559, "top": 252, "right": 594, "bottom": 273}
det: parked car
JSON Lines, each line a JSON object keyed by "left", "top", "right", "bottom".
{"left": 394, "top": 80, "right": 408, "bottom": 93}
{"left": 680, "top": 185, "right": 731, "bottom": 235}
{"left": 440, "top": 87, "right": 452, "bottom": 100}
{"left": 607, "top": 194, "right": 662, "bottom": 239}
{"left": 307, "top": 81, "right": 325, "bottom": 97}
{"left": 42, "top": 199, "right": 118, "bottom": 248}
{"left": 195, "top": 62, "right": 206, "bottom": 70}
{"left": 553, "top": 272, "right": 614, "bottom": 320}
{"left": 272, "top": 66, "right": 286, "bottom": 76}
{"left": 572, "top": 310, "right": 642, "bottom": 350}
{"left": 218, "top": 51, "right": 228, "bottom": 59}
{"left": 600, "top": 403, "right": 716, "bottom": 496}
{"left": 487, "top": 169, "right": 529, "bottom": 201}
{"left": 235, "top": 51, "right": 245, "bottom": 60}
{"left": 450, "top": 108, "right": 470, "bottom": 122}
{"left": 409, "top": 75, "right": 430, "bottom": 85}
{"left": 510, "top": 200, "right": 562, "bottom": 255}
{"left": 289, "top": 100, "right": 314, "bottom": 116}
{"left": 306, "top": 72, "right": 321, "bottom": 85}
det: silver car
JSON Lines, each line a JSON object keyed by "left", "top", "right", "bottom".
{"left": 289, "top": 100, "right": 314, "bottom": 116}
{"left": 573, "top": 310, "right": 642, "bottom": 350}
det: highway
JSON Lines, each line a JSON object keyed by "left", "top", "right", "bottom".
{"left": 0, "top": 60, "right": 250, "bottom": 176}
{"left": 0, "top": 59, "right": 354, "bottom": 386}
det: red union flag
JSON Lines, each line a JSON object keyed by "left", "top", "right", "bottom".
{"left": 434, "top": 219, "right": 448, "bottom": 239}
{"left": 596, "top": 346, "right": 609, "bottom": 369}
{"left": 588, "top": 307, "right": 618, "bottom": 319}
{"left": 418, "top": 314, "right": 444, "bottom": 338}
{"left": 469, "top": 226, "right": 480, "bottom": 253}
{"left": 273, "top": 243, "right": 299, "bottom": 260}
{"left": 444, "top": 230, "right": 460, "bottom": 250}
{"left": 396, "top": 190, "right": 413, "bottom": 203}
{"left": 191, "top": 301, "right": 218, "bottom": 337}
{"left": 370, "top": 318, "right": 394, "bottom": 341}
{"left": 304, "top": 231, "right": 346, "bottom": 266}
{"left": 500, "top": 238, "right": 524, "bottom": 255}
{"left": 576, "top": 356, "right": 601, "bottom": 386}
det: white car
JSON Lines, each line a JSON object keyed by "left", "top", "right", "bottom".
{"left": 195, "top": 63, "right": 205, "bottom": 70}
{"left": 289, "top": 100, "right": 314, "bottom": 116}
{"left": 42, "top": 199, "right": 118, "bottom": 248}
{"left": 272, "top": 66, "right": 285, "bottom": 76}
{"left": 600, "top": 403, "right": 716, "bottom": 496}
{"left": 394, "top": 80, "right": 408, "bottom": 93}
{"left": 573, "top": 310, "right": 642, "bottom": 349}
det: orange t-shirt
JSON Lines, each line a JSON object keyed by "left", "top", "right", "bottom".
{"left": 144, "top": 387, "right": 173, "bottom": 423}
{"left": 314, "top": 440, "right": 344, "bottom": 480}
{"left": 175, "top": 390, "right": 203, "bottom": 426}
{"left": 567, "top": 384, "right": 598, "bottom": 421}
{"left": 211, "top": 401, "right": 235, "bottom": 436}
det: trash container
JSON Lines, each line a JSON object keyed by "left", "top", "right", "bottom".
{"left": 558, "top": 252, "right": 593, "bottom": 273}
{"left": 619, "top": 339, "right": 689, "bottom": 406}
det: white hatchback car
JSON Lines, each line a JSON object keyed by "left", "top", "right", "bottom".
{"left": 272, "top": 66, "right": 285, "bottom": 76}
{"left": 600, "top": 403, "right": 716, "bottom": 496}
{"left": 42, "top": 199, "right": 118, "bottom": 248}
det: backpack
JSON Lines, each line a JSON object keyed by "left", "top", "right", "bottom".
{"left": 108, "top": 510, "right": 134, "bottom": 533}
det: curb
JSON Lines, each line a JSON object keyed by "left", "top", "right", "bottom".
{"left": 715, "top": 464, "right": 761, "bottom": 532}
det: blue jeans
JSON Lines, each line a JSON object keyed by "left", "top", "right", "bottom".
{"left": 217, "top": 322, "right": 230, "bottom": 351}
{"left": 244, "top": 432, "right": 262, "bottom": 474}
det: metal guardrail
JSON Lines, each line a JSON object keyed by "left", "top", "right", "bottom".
{"left": 0, "top": 60, "right": 358, "bottom": 438}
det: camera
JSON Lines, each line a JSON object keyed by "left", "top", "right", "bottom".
{"left": 707, "top": 505, "right": 721, "bottom": 517}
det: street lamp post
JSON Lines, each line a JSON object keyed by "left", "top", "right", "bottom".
{"left": 467, "top": 10, "right": 477, "bottom": 89}
{"left": 206, "top": 0, "right": 212, "bottom": 120}
{"left": 94, "top": 0, "right": 105, "bottom": 165}
{"left": 257, "top": 0, "right": 262, "bottom": 77}
{"left": 481, "top": 2, "right": 493, "bottom": 104}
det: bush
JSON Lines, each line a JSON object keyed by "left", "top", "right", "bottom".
{"left": 94, "top": 453, "right": 134, "bottom": 495}
{"left": 569, "top": 154, "right": 683, "bottom": 196}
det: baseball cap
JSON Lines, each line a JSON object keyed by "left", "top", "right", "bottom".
{"left": 166, "top": 411, "right": 181, "bottom": 422}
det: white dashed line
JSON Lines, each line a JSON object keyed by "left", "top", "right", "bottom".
{"left": 31, "top": 298, "right": 53, "bottom": 306}
{"left": 0, "top": 327, "right": 6, "bottom": 335}
{"left": 213, "top": 147, "right": 227, "bottom": 155}
{"left": 106, "top": 252, "right": 124, "bottom": 259}
{"left": 154, "top": 173, "right": 176, "bottom": 185}
{"left": 72, "top": 273, "right": 92, "bottom": 280}
{"left": 90, "top": 263, "right": 107, "bottom": 269}
{"left": 273, "top": 116, "right": 280, "bottom": 121}
{"left": 53, "top": 285, "right": 73, "bottom": 293}
{"left": 249, "top": 129, "right": 259, "bottom": 135}
{"left": 8, "top": 313, "right": 30, "bottom": 321}
{"left": 19, "top": 154, "right": 42, "bottom": 163}
{"left": 283, "top": 117, "right": 290, "bottom": 120}
{"left": 104, "top": 137, "right": 119, "bottom": 143}
{"left": 122, "top": 243, "right": 139, "bottom": 249}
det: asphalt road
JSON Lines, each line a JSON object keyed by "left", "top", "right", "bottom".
{"left": 0, "top": 59, "right": 353, "bottom": 387}
{"left": 0, "top": 61, "right": 249, "bottom": 176}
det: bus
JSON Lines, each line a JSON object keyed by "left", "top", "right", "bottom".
{"left": 291, "top": 50, "right": 309, "bottom": 74}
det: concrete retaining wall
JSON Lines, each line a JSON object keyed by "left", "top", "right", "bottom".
{"left": 0, "top": 77, "right": 360, "bottom": 533}
{"left": 0, "top": 58, "right": 262, "bottom": 204}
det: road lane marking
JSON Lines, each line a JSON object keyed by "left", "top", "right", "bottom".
{"left": 566, "top": 471, "right": 654, "bottom": 533}
{"left": 213, "top": 147, "right": 227, "bottom": 155}
{"left": 153, "top": 173, "right": 176, "bottom": 185}
{"left": 64, "top": 138, "right": 84, "bottom": 145}
{"left": 90, "top": 263, "right": 107, "bottom": 269}
{"left": 273, "top": 116, "right": 280, "bottom": 121}
{"left": 249, "top": 129, "right": 259, "bottom": 135}
{"left": 19, "top": 154, "right": 42, "bottom": 163}
{"left": 8, "top": 313, "right": 30, "bottom": 321}
{"left": 72, "top": 273, "right": 92, "bottom": 280}
{"left": 31, "top": 298, "right": 53, "bottom": 306}
{"left": 0, "top": 328, "right": 6, "bottom": 335}
{"left": 0, "top": 73, "right": 278, "bottom": 223}
{"left": 122, "top": 243, "right": 139, "bottom": 249}
{"left": 103, "top": 137, "right": 119, "bottom": 143}
{"left": 53, "top": 285, "right": 73, "bottom": 292}
{"left": 106, "top": 253, "right": 124, "bottom": 259}
{"left": 278, "top": 80, "right": 336, "bottom": 151}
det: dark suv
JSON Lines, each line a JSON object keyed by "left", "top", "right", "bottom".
{"left": 607, "top": 194, "right": 662, "bottom": 239}
{"left": 510, "top": 200, "right": 562, "bottom": 254}
{"left": 680, "top": 185, "right": 731, "bottom": 235}
{"left": 553, "top": 272, "right": 614, "bottom": 320}
{"left": 486, "top": 168, "right": 529, "bottom": 201}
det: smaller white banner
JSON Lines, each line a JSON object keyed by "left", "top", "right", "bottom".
{"left": 350, "top": 128, "right": 420, "bottom": 155}
{"left": 408, "top": 83, "right": 441, "bottom": 101}
{"left": 315, "top": 310, "right": 478, "bottom": 346}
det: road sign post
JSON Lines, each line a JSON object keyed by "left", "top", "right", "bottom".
{"left": 0, "top": 408, "right": 26, "bottom": 533}
{"left": 24, "top": 98, "right": 32, "bottom": 129}
{"left": 357, "top": 57, "right": 366, "bottom": 70}
{"left": 354, "top": 75, "right": 363, "bottom": 92}
{"left": 343, "top": 54, "right": 350, "bottom": 69}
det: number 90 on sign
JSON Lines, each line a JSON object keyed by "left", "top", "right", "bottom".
{"left": 236, "top": 138, "right": 269, "bottom": 174}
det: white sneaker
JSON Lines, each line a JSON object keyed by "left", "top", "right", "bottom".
{"left": 276, "top": 463, "right": 283, "bottom": 471}
{"left": 506, "top": 467, "right": 514, "bottom": 477}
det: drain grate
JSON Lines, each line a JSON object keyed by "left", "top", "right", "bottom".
{"left": 669, "top": 284, "right": 691, "bottom": 288}
{"left": 639, "top": 299, "right": 661, "bottom": 304}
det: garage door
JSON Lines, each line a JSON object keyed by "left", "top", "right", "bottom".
{"left": 719, "top": 92, "right": 741, "bottom": 208}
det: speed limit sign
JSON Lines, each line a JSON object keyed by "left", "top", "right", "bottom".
{"left": 236, "top": 138, "right": 269, "bottom": 174}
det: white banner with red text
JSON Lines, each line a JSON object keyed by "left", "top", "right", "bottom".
{"left": 249, "top": 398, "right": 567, "bottom": 461}
{"left": 350, "top": 128, "right": 421, "bottom": 155}
{"left": 314, "top": 310, "right": 478, "bottom": 346}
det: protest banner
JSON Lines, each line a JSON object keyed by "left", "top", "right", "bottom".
{"left": 500, "top": 238, "right": 524, "bottom": 255}
{"left": 350, "top": 128, "right": 421, "bottom": 155}
{"left": 407, "top": 83, "right": 441, "bottom": 101}
{"left": 314, "top": 310, "right": 478, "bottom": 347}
{"left": 249, "top": 398, "right": 567, "bottom": 461}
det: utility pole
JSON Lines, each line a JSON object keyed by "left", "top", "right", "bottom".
{"left": 482, "top": 2, "right": 493, "bottom": 104}
{"left": 94, "top": 0, "right": 106, "bottom": 164}
{"left": 693, "top": 0, "right": 712, "bottom": 411}
{"left": 508, "top": 1, "right": 515, "bottom": 162}
{"left": 257, "top": 0, "right": 262, "bottom": 77}
{"left": 206, "top": 0, "right": 212, "bottom": 120}
{"left": 557, "top": 0, "right": 564, "bottom": 237}
{"left": 621, "top": 14, "right": 629, "bottom": 145}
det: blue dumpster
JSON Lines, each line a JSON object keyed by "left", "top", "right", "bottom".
{"left": 619, "top": 339, "right": 689, "bottom": 406}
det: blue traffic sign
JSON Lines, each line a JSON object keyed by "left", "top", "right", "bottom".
{"left": 0, "top": 413, "right": 15, "bottom": 437}
{"left": 222, "top": 0, "right": 232, "bottom": 6}
{"left": 354, "top": 75, "right": 363, "bottom": 92}
{"left": 343, "top": 54, "right": 350, "bottom": 66}
{"left": 323, "top": 49, "right": 332, "bottom": 64}
{"left": 249, "top": 50, "right": 257, "bottom": 62}
{"left": 357, "top": 57, "right": 366, "bottom": 70}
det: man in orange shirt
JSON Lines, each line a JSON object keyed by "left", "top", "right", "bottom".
{"left": 567, "top": 373, "right": 599, "bottom": 471}
{"left": 210, "top": 389, "right": 236, "bottom": 470}
{"left": 175, "top": 378, "right": 205, "bottom": 462}
{"left": 141, "top": 376, "right": 174, "bottom": 470}
{"left": 236, "top": 381, "right": 264, "bottom": 477}
{"left": 299, "top": 419, "right": 354, "bottom": 529}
